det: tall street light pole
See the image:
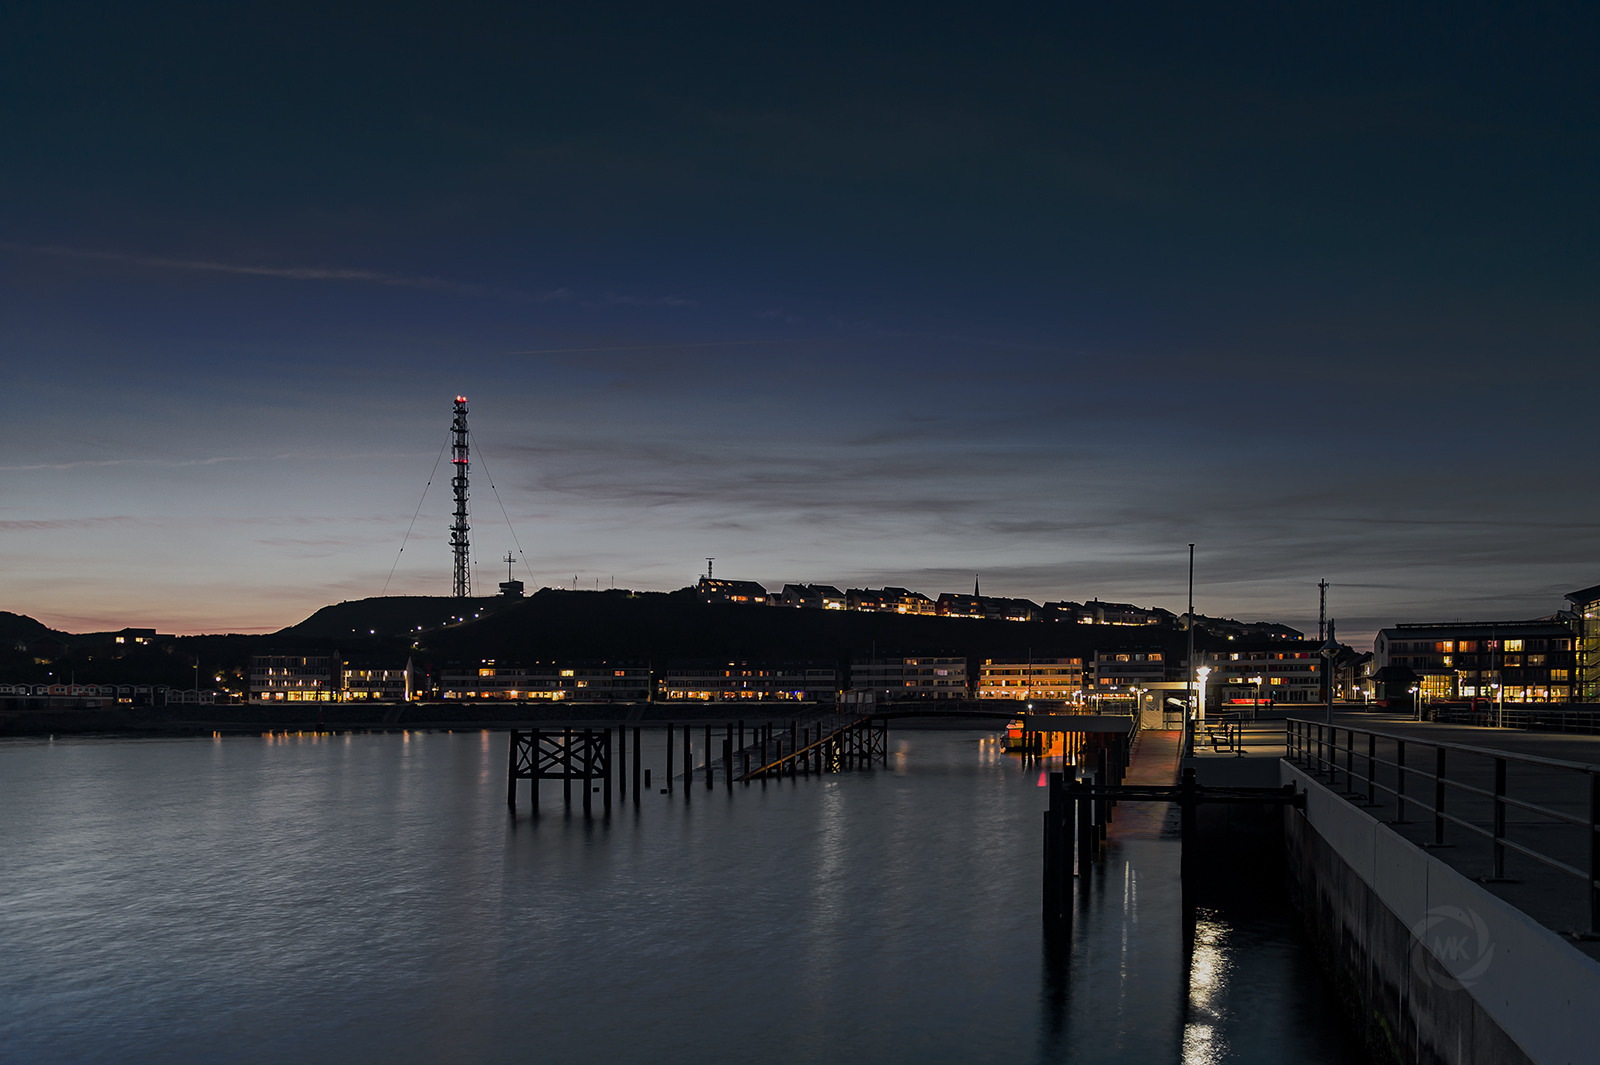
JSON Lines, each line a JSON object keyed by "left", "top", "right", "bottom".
{"left": 1186, "top": 543, "right": 1195, "bottom": 758}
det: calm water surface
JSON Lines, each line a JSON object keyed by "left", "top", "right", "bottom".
{"left": 0, "top": 730, "right": 1361, "bottom": 1063}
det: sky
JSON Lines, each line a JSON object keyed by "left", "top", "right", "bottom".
{"left": 2, "top": 2, "right": 1597, "bottom": 643}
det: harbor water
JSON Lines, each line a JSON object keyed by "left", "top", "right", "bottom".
{"left": 0, "top": 730, "right": 1364, "bottom": 1063}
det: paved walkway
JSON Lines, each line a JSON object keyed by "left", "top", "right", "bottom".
{"left": 1109, "top": 729, "right": 1181, "bottom": 840}
{"left": 1282, "top": 711, "right": 1600, "bottom": 960}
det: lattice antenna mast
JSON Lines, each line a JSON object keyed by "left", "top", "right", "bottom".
{"left": 450, "top": 396, "right": 471, "bottom": 598}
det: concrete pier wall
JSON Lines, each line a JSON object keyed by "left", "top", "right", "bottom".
{"left": 1281, "top": 763, "right": 1600, "bottom": 1065}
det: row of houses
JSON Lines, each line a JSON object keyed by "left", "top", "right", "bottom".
{"left": 699, "top": 578, "right": 1176, "bottom": 626}
{"left": 696, "top": 577, "right": 1302, "bottom": 638}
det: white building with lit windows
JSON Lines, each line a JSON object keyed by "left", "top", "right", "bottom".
{"left": 1373, "top": 620, "right": 1576, "bottom": 703}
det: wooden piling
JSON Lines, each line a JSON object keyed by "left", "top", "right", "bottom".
{"left": 563, "top": 727, "right": 573, "bottom": 806}
{"left": 506, "top": 729, "right": 519, "bottom": 810}
{"left": 1075, "top": 770, "right": 1094, "bottom": 891}
{"left": 683, "top": 726, "right": 691, "bottom": 796}
{"left": 633, "top": 727, "right": 642, "bottom": 804}
{"left": 581, "top": 728, "right": 593, "bottom": 815}
{"left": 704, "top": 725, "right": 713, "bottom": 788}
{"left": 666, "top": 723, "right": 674, "bottom": 791}
{"left": 723, "top": 738, "right": 733, "bottom": 791}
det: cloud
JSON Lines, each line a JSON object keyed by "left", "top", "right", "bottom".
{"left": 7, "top": 242, "right": 478, "bottom": 292}
{"left": 0, "top": 516, "right": 146, "bottom": 531}
{"left": 0, "top": 454, "right": 285, "bottom": 472}
{"left": 3, "top": 244, "right": 690, "bottom": 310}
{"left": 585, "top": 292, "right": 697, "bottom": 308}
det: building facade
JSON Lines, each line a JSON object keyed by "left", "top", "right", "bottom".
{"left": 1565, "top": 583, "right": 1600, "bottom": 702}
{"left": 976, "top": 657, "right": 1084, "bottom": 700}
{"left": 849, "top": 656, "right": 969, "bottom": 699}
{"left": 1373, "top": 620, "right": 1577, "bottom": 703}
{"left": 439, "top": 662, "right": 651, "bottom": 701}
{"left": 250, "top": 651, "right": 340, "bottom": 702}
{"left": 656, "top": 664, "right": 837, "bottom": 701}
{"left": 1206, "top": 649, "right": 1324, "bottom": 704}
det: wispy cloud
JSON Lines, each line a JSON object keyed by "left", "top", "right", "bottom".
{"left": 0, "top": 516, "right": 146, "bottom": 531}
{"left": 6, "top": 242, "right": 479, "bottom": 292}
{"left": 0, "top": 454, "right": 286, "bottom": 472}
{"left": 2, "top": 243, "right": 694, "bottom": 309}
{"left": 509, "top": 339, "right": 791, "bottom": 356}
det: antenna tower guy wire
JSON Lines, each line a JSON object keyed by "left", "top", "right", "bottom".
{"left": 468, "top": 429, "right": 538, "bottom": 587}
{"left": 381, "top": 436, "right": 450, "bottom": 596}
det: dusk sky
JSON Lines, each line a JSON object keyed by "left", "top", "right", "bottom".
{"left": 2, "top": 2, "right": 1596, "bottom": 643}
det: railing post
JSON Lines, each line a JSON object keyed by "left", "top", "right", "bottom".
{"left": 1395, "top": 740, "right": 1408, "bottom": 823}
{"left": 1491, "top": 757, "right": 1506, "bottom": 880}
{"left": 1344, "top": 728, "right": 1354, "bottom": 792}
{"left": 1366, "top": 732, "right": 1377, "bottom": 805}
{"left": 1433, "top": 746, "right": 1447, "bottom": 847}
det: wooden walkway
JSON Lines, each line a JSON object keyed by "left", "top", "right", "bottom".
{"left": 1108, "top": 729, "right": 1182, "bottom": 840}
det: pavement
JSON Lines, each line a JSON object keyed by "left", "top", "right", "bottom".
{"left": 1255, "top": 708, "right": 1600, "bottom": 960}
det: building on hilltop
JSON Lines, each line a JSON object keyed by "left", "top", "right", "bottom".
{"left": 1193, "top": 615, "right": 1303, "bottom": 640}
{"left": 698, "top": 578, "right": 773, "bottom": 605}
{"left": 935, "top": 593, "right": 985, "bottom": 619}
{"left": 779, "top": 584, "right": 848, "bottom": 610}
{"left": 849, "top": 656, "right": 968, "bottom": 699}
{"left": 845, "top": 587, "right": 936, "bottom": 615}
{"left": 1060, "top": 600, "right": 1172, "bottom": 627}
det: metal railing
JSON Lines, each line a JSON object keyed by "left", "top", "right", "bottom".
{"left": 1286, "top": 718, "right": 1600, "bottom": 936}
{"left": 1430, "top": 704, "right": 1600, "bottom": 736}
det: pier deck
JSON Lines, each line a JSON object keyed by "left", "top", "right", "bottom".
{"left": 1290, "top": 711, "right": 1600, "bottom": 963}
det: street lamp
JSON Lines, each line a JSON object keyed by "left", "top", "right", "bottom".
{"left": 1409, "top": 684, "right": 1421, "bottom": 722}
{"left": 1196, "top": 666, "right": 1211, "bottom": 734}
{"left": 1249, "top": 675, "right": 1264, "bottom": 720}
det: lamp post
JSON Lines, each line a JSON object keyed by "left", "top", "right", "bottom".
{"left": 1196, "top": 666, "right": 1211, "bottom": 735}
{"left": 1250, "top": 675, "right": 1263, "bottom": 720}
{"left": 1409, "top": 684, "right": 1421, "bottom": 722}
{"left": 1320, "top": 637, "right": 1339, "bottom": 726}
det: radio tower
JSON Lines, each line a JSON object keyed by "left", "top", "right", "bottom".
{"left": 450, "top": 396, "right": 471, "bottom": 598}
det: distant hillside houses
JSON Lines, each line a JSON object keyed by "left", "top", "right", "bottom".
{"left": 697, "top": 577, "right": 1246, "bottom": 631}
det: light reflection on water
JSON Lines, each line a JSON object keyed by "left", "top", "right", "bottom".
{"left": 0, "top": 731, "right": 1359, "bottom": 1064}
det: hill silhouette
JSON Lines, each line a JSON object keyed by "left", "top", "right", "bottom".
{"left": 412, "top": 588, "right": 1187, "bottom": 666}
